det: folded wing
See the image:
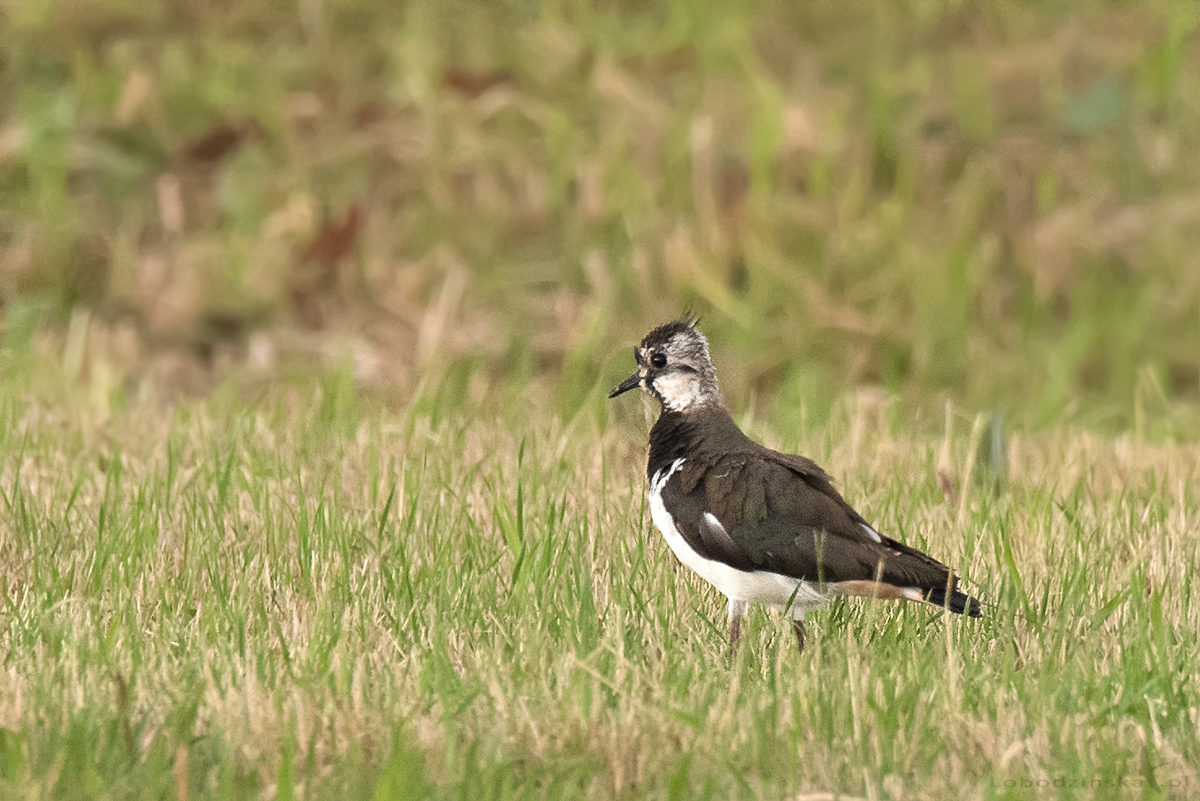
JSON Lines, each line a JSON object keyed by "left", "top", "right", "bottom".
{"left": 661, "top": 452, "right": 980, "bottom": 616}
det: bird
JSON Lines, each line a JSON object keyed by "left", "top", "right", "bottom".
{"left": 608, "top": 317, "right": 982, "bottom": 653}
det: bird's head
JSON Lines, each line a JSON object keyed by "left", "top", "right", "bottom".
{"left": 608, "top": 317, "right": 722, "bottom": 412}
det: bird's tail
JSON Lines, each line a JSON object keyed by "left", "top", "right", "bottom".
{"left": 924, "top": 585, "right": 982, "bottom": 617}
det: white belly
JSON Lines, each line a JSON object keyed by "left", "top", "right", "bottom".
{"left": 648, "top": 459, "right": 829, "bottom": 618}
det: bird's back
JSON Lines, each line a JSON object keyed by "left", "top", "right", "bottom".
{"left": 650, "top": 407, "right": 980, "bottom": 615}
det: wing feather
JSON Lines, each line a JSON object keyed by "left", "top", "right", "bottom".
{"left": 663, "top": 451, "right": 958, "bottom": 592}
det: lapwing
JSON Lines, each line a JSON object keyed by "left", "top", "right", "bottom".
{"left": 609, "top": 317, "right": 982, "bottom": 653}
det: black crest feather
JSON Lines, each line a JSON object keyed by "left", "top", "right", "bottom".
{"left": 641, "top": 316, "right": 702, "bottom": 349}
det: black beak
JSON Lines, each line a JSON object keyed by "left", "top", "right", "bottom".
{"left": 608, "top": 372, "right": 641, "bottom": 399}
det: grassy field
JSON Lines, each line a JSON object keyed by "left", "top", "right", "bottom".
{"left": 3, "top": 0, "right": 1200, "bottom": 799}
{"left": 0, "top": 339, "right": 1198, "bottom": 800}
{"left": 3, "top": 0, "right": 1200, "bottom": 427}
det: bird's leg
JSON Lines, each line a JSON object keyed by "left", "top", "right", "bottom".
{"left": 792, "top": 617, "right": 806, "bottom": 654}
{"left": 727, "top": 599, "right": 748, "bottom": 658}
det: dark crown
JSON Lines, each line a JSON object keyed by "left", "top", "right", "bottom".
{"left": 640, "top": 315, "right": 702, "bottom": 350}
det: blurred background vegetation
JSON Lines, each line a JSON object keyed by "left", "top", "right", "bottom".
{"left": 1, "top": 0, "right": 1198, "bottom": 432}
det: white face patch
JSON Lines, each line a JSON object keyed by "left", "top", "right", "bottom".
{"left": 651, "top": 371, "right": 702, "bottom": 412}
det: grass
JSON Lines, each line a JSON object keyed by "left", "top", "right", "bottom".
{"left": 2, "top": 0, "right": 1200, "bottom": 798}
{"left": 2, "top": 0, "right": 1199, "bottom": 428}
{"left": 1, "top": 333, "right": 1198, "bottom": 800}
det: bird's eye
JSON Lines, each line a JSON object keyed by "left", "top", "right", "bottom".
{"left": 650, "top": 352, "right": 667, "bottom": 368}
